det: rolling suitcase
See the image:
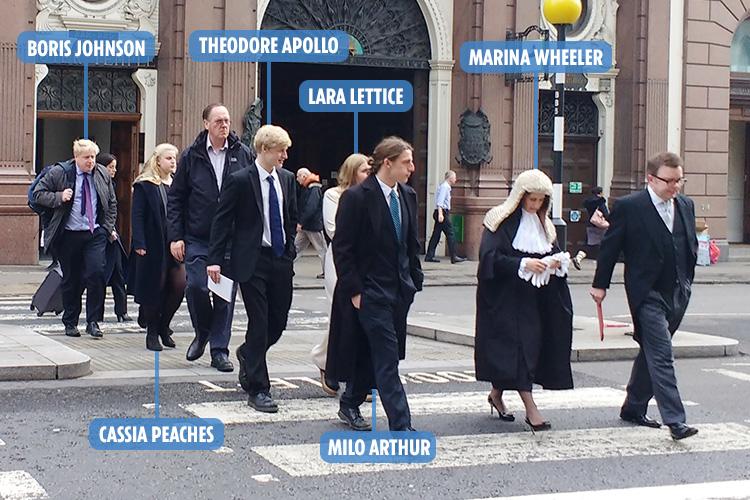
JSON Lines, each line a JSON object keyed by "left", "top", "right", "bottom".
{"left": 30, "top": 265, "right": 63, "bottom": 316}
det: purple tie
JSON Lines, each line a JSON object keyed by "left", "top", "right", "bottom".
{"left": 81, "top": 173, "right": 94, "bottom": 233}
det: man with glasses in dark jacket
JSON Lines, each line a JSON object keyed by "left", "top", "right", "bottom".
{"left": 167, "top": 103, "right": 253, "bottom": 372}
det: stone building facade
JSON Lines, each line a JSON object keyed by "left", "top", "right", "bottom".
{"left": 0, "top": 0, "right": 744, "bottom": 264}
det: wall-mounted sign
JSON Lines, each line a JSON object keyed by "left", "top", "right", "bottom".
{"left": 569, "top": 181, "right": 582, "bottom": 194}
{"left": 569, "top": 210, "right": 581, "bottom": 223}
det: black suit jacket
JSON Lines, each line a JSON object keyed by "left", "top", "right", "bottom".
{"left": 333, "top": 174, "right": 424, "bottom": 301}
{"left": 207, "top": 164, "right": 297, "bottom": 283}
{"left": 593, "top": 189, "right": 698, "bottom": 316}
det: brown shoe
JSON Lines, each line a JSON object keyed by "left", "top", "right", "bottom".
{"left": 320, "top": 369, "right": 339, "bottom": 396}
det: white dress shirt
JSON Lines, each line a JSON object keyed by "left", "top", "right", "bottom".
{"left": 256, "top": 160, "right": 285, "bottom": 247}
{"left": 206, "top": 136, "right": 228, "bottom": 191}
{"left": 647, "top": 185, "right": 674, "bottom": 233}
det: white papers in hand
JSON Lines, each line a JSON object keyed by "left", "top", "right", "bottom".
{"left": 207, "top": 274, "right": 234, "bottom": 302}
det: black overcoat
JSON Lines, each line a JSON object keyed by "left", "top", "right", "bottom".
{"left": 474, "top": 208, "right": 574, "bottom": 390}
{"left": 127, "top": 181, "right": 169, "bottom": 305}
{"left": 325, "top": 175, "right": 424, "bottom": 383}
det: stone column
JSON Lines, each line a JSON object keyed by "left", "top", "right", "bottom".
{"left": 132, "top": 69, "right": 157, "bottom": 162}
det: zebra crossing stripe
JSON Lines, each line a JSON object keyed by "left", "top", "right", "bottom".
{"left": 702, "top": 368, "right": 750, "bottom": 382}
{"left": 251, "top": 423, "right": 750, "bottom": 477}
{"left": 475, "top": 479, "right": 750, "bottom": 499}
{"left": 0, "top": 470, "right": 48, "bottom": 500}
{"left": 181, "top": 387, "right": 696, "bottom": 425}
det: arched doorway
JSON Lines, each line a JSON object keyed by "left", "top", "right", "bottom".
{"left": 259, "top": 0, "right": 433, "bottom": 242}
{"left": 729, "top": 18, "right": 750, "bottom": 243}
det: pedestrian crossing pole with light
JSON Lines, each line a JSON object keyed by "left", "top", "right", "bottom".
{"left": 543, "top": 0, "right": 583, "bottom": 251}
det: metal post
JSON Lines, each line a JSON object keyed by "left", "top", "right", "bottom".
{"left": 552, "top": 23, "right": 567, "bottom": 250}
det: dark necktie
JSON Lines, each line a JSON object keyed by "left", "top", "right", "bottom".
{"left": 389, "top": 189, "right": 401, "bottom": 242}
{"left": 81, "top": 173, "right": 95, "bottom": 233}
{"left": 267, "top": 175, "right": 285, "bottom": 257}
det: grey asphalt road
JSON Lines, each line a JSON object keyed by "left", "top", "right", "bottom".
{"left": 1, "top": 285, "right": 749, "bottom": 499}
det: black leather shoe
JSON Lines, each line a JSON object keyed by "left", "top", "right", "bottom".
{"left": 117, "top": 313, "right": 133, "bottom": 322}
{"left": 211, "top": 352, "right": 234, "bottom": 372}
{"left": 451, "top": 256, "right": 467, "bottom": 263}
{"left": 620, "top": 410, "right": 661, "bottom": 428}
{"left": 64, "top": 326, "right": 80, "bottom": 337}
{"left": 86, "top": 322, "right": 103, "bottom": 338}
{"left": 424, "top": 257, "right": 440, "bottom": 263}
{"left": 669, "top": 423, "right": 698, "bottom": 440}
{"left": 524, "top": 417, "right": 551, "bottom": 432}
{"left": 185, "top": 334, "right": 209, "bottom": 361}
{"left": 338, "top": 407, "right": 371, "bottom": 431}
{"left": 248, "top": 392, "right": 278, "bottom": 413}
{"left": 320, "top": 369, "right": 339, "bottom": 396}
{"left": 159, "top": 333, "right": 176, "bottom": 349}
{"left": 236, "top": 346, "right": 251, "bottom": 393}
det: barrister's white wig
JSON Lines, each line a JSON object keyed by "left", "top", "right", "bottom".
{"left": 483, "top": 169, "right": 557, "bottom": 243}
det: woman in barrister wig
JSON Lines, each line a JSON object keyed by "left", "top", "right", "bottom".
{"left": 475, "top": 169, "right": 574, "bottom": 431}
{"left": 128, "top": 144, "right": 187, "bottom": 351}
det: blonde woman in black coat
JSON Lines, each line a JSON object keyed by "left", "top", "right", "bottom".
{"left": 128, "top": 144, "right": 186, "bottom": 351}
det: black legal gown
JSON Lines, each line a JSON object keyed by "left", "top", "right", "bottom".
{"left": 474, "top": 208, "right": 574, "bottom": 391}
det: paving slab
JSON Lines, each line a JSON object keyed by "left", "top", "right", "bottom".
{"left": 0, "top": 324, "right": 90, "bottom": 381}
{"left": 407, "top": 314, "right": 740, "bottom": 361}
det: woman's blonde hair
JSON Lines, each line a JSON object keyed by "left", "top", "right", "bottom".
{"left": 135, "top": 143, "right": 178, "bottom": 185}
{"left": 336, "top": 153, "right": 370, "bottom": 190}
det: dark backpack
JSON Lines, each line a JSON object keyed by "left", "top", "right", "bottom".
{"left": 28, "top": 163, "right": 62, "bottom": 226}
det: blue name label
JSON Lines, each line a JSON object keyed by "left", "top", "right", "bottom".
{"left": 188, "top": 30, "right": 349, "bottom": 62}
{"left": 16, "top": 31, "right": 155, "bottom": 65}
{"left": 89, "top": 418, "right": 224, "bottom": 451}
{"left": 460, "top": 40, "right": 612, "bottom": 73}
{"left": 320, "top": 431, "right": 436, "bottom": 463}
{"left": 299, "top": 80, "right": 413, "bottom": 113}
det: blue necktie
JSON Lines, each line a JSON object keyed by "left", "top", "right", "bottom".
{"left": 389, "top": 189, "right": 401, "bottom": 242}
{"left": 267, "top": 175, "right": 285, "bottom": 257}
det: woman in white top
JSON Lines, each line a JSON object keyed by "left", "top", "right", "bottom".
{"left": 311, "top": 153, "right": 371, "bottom": 394}
{"left": 475, "top": 169, "right": 574, "bottom": 431}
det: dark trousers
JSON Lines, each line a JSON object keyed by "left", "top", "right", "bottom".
{"left": 425, "top": 209, "right": 457, "bottom": 259}
{"left": 104, "top": 242, "right": 127, "bottom": 316}
{"left": 142, "top": 263, "right": 186, "bottom": 335}
{"left": 341, "top": 297, "right": 411, "bottom": 431}
{"left": 623, "top": 288, "right": 690, "bottom": 425}
{"left": 238, "top": 249, "right": 293, "bottom": 395}
{"left": 58, "top": 228, "right": 107, "bottom": 327}
{"left": 184, "top": 239, "right": 235, "bottom": 356}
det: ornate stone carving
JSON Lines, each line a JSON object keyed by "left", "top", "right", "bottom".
{"left": 539, "top": 91, "right": 598, "bottom": 137}
{"left": 36, "top": 0, "right": 159, "bottom": 37}
{"left": 261, "top": 0, "right": 431, "bottom": 69}
{"left": 241, "top": 98, "right": 264, "bottom": 153}
{"left": 38, "top": 67, "right": 138, "bottom": 113}
{"left": 456, "top": 108, "right": 492, "bottom": 194}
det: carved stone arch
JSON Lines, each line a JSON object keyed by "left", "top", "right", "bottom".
{"left": 257, "top": 0, "right": 450, "bottom": 63}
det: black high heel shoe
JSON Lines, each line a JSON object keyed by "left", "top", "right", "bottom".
{"left": 487, "top": 395, "right": 515, "bottom": 422}
{"left": 117, "top": 313, "right": 133, "bottom": 322}
{"left": 524, "top": 417, "right": 551, "bottom": 433}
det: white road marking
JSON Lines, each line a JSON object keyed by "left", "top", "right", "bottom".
{"left": 251, "top": 474, "right": 279, "bottom": 483}
{"left": 181, "top": 387, "right": 696, "bottom": 425}
{"left": 475, "top": 479, "right": 750, "bottom": 499}
{"left": 213, "top": 446, "right": 234, "bottom": 454}
{"left": 0, "top": 437, "right": 4, "bottom": 446}
{"left": 702, "top": 368, "right": 750, "bottom": 382}
{"left": 0, "top": 470, "right": 49, "bottom": 500}
{"left": 252, "top": 423, "right": 750, "bottom": 477}
{"left": 723, "top": 362, "right": 750, "bottom": 367}
{"left": 198, "top": 380, "right": 237, "bottom": 392}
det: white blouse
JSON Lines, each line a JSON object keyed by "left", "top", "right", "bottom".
{"left": 322, "top": 188, "right": 342, "bottom": 240}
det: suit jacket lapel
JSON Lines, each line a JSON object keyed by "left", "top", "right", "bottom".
{"left": 279, "top": 169, "right": 291, "bottom": 224}
{"left": 636, "top": 189, "right": 668, "bottom": 257}
{"left": 248, "top": 163, "right": 263, "bottom": 217}
{"left": 398, "top": 183, "right": 412, "bottom": 243}
{"left": 364, "top": 175, "right": 387, "bottom": 242}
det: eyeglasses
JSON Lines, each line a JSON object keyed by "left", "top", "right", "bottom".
{"left": 651, "top": 174, "right": 687, "bottom": 186}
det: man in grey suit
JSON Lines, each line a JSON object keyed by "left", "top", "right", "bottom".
{"left": 590, "top": 152, "right": 699, "bottom": 440}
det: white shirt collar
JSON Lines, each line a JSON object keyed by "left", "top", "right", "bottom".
{"left": 206, "top": 136, "right": 228, "bottom": 153}
{"left": 256, "top": 160, "right": 278, "bottom": 181}
{"left": 376, "top": 175, "right": 398, "bottom": 200}
{"left": 647, "top": 185, "right": 672, "bottom": 207}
